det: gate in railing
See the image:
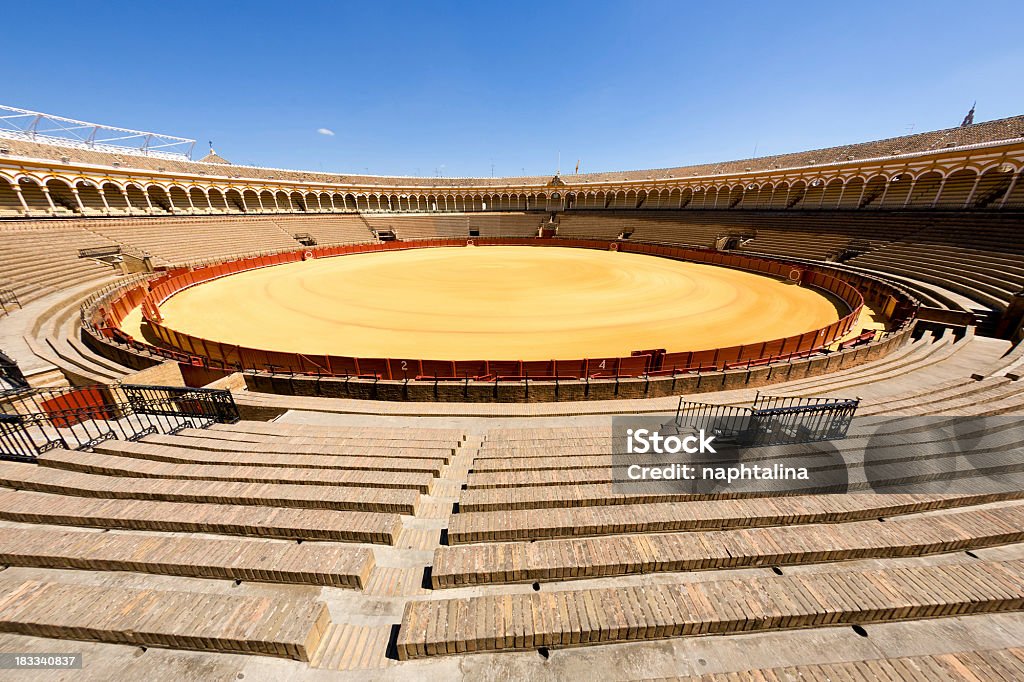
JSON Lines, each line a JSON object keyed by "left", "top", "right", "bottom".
{"left": 675, "top": 394, "right": 860, "bottom": 447}
{"left": 0, "top": 383, "right": 239, "bottom": 462}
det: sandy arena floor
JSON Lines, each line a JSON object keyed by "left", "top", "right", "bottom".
{"left": 127, "top": 246, "right": 847, "bottom": 361}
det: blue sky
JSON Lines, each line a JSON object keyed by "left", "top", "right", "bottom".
{"left": 4, "top": 0, "right": 1023, "bottom": 177}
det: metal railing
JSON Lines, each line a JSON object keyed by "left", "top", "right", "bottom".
{"left": 0, "top": 383, "right": 239, "bottom": 462}
{"left": 745, "top": 397, "right": 860, "bottom": 447}
{"left": 676, "top": 394, "right": 860, "bottom": 447}
{"left": 751, "top": 393, "right": 858, "bottom": 411}
{"left": 122, "top": 384, "right": 241, "bottom": 423}
{"left": 675, "top": 401, "right": 753, "bottom": 441}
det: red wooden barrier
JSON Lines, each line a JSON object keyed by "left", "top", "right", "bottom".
{"left": 388, "top": 358, "right": 422, "bottom": 380}
{"left": 118, "top": 238, "right": 880, "bottom": 382}
{"left": 41, "top": 387, "right": 115, "bottom": 427}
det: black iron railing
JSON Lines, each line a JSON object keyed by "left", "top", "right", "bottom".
{"left": 675, "top": 401, "right": 753, "bottom": 441}
{"left": 676, "top": 393, "right": 860, "bottom": 447}
{"left": 122, "top": 384, "right": 241, "bottom": 423}
{"left": 751, "top": 393, "right": 857, "bottom": 411}
{"left": 744, "top": 397, "right": 860, "bottom": 447}
{"left": 0, "top": 383, "right": 239, "bottom": 462}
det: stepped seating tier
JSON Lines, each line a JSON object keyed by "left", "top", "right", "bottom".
{"left": 447, "top": 493, "right": 1016, "bottom": 544}
{"left": 208, "top": 421, "right": 465, "bottom": 442}
{"left": 90, "top": 438, "right": 447, "bottom": 474}
{"left": 43, "top": 446, "right": 436, "bottom": 492}
{"left": 0, "top": 526, "right": 375, "bottom": 588}
{"left": 0, "top": 225, "right": 116, "bottom": 305}
{"left": 142, "top": 432, "right": 455, "bottom": 459}
{"left": 396, "top": 559, "right": 1024, "bottom": 658}
{"left": 0, "top": 459, "right": 421, "bottom": 513}
{"left": 433, "top": 503, "right": 1024, "bottom": 586}
{"left": 0, "top": 488, "right": 402, "bottom": 544}
{"left": 0, "top": 578, "right": 330, "bottom": 661}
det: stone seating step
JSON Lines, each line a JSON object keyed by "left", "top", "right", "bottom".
{"left": 181, "top": 426, "right": 463, "bottom": 448}
{"left": 447, "top": 492, "right": 1017, "bottom": 544}
{"left": 0, "top": 577, "right": 331, "bottom": 660}
{"left": 146, "top": 432, "right": 455, "bottom": 458}
{"left": 211, "top": 421, "right": 465, "bottom": 442}
{"left": 396, "top": 559, "right": 1024, "bottom": 659}
{"left": 50, "top": 447, "right": 439, "bottom": 487}
{"left": 433, "top": 503, "right": 1024, "bottom": 586}
{"left": 0, "top": 460, "right": 420, "bottom": 514}
{"left": 98, "top": 439, "right": 447, "bottom": 473}
{"left": 0, "top": 526, "right": 375, "bottom": 588}
{"left": 0, "top": 489, "right": 401, "bottom": 544}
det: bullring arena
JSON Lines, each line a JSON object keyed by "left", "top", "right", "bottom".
{"left": 128, "top": 244, "right": 849, "bottom": 361}
{"left": 1, "top": 105, "right": 1024, "bottom": 681}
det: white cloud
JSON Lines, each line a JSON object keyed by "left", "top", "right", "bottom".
{"left": 317, "top": 128, "right": 335, "bottom": 136}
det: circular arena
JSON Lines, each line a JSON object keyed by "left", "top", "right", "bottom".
{"left": 124, "top": 243, "right": 850, "bottom": 363}
{"left": 101, "top": 237, "right": 876, "bottom": 395}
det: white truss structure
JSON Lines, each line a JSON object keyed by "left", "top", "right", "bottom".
{"left": 0, "top": 105, "right": 196, "bottom": 161}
